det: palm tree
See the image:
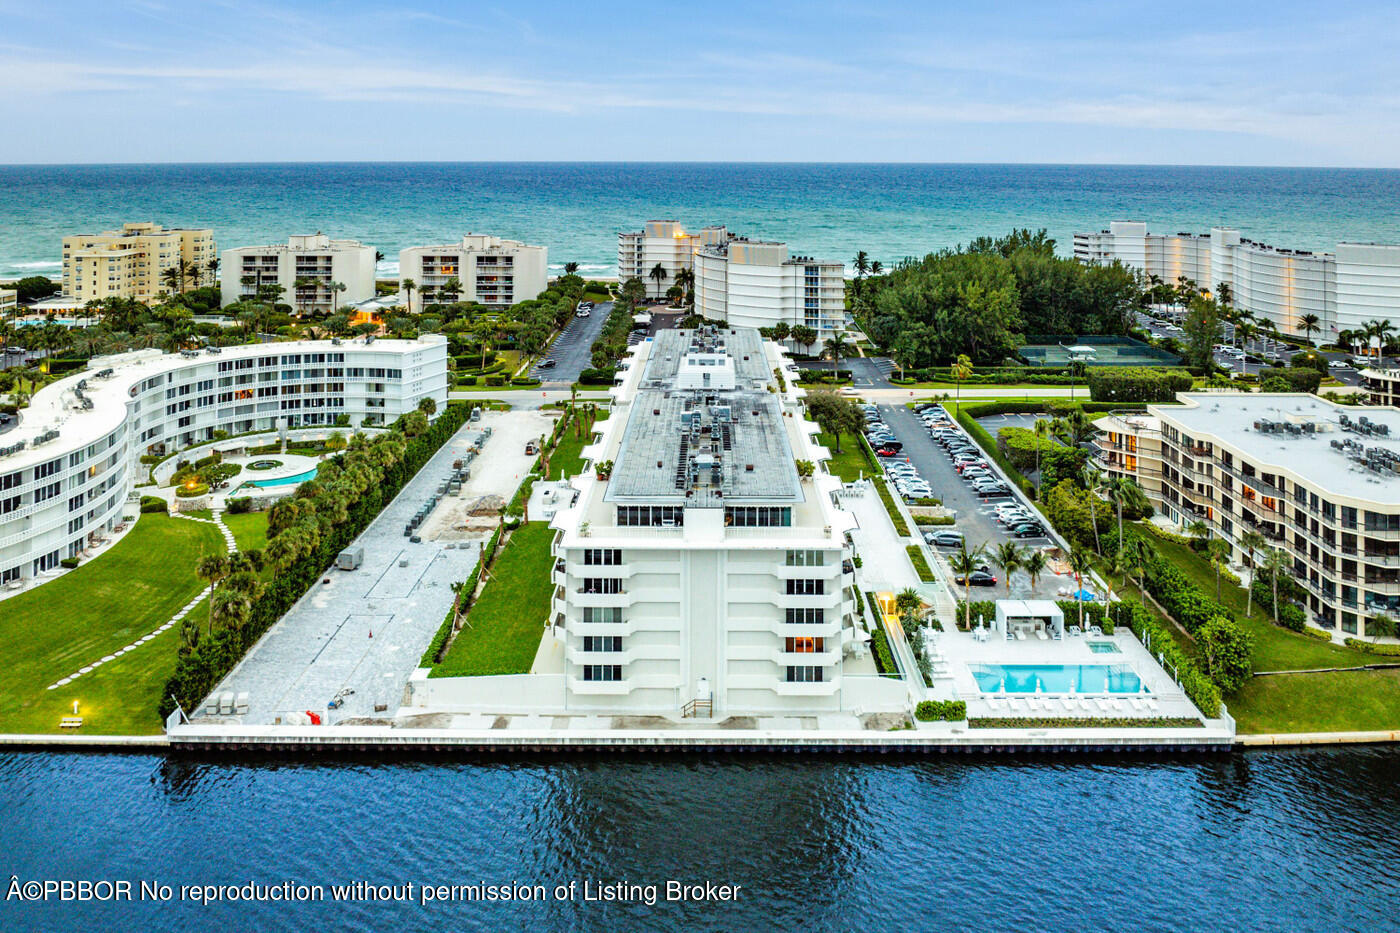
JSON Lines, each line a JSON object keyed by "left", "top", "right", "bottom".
{"left": 822, "top": 332, "right": 853, "bottom": 377}
{"left": 1067, "top": 547, "right": 1094, "bottom": 631}
{"left": 205, "top": 257, "right": 219, "bottom": 287}
{"left": 1207, "top": 539, "right": 1231, "bottom": 600}
{"left": 329, "top": 280, "right": 347, "bottom": 314}
{"left": 1126, "top": 536, "right": 1153, "bottom": 592}
{"left": 1082, "top": 465, "right": 1103, "bottom": 554}
{"left": 1032, "top": 418, "right": 1051, "bottom": 488}
{"left": 1238, "top": 529, "right": 1267, "bottom": 616}
{"left": 1185, "top": 518, "right": 1210, "bottom": 550}
{"left": 771, "top": 321, "right": 791, "bottom": 346}
{"left": 852, "top": 251, "right": 870, "bottom": 279}
{"left": 1299, "top": 312, "right": 1321, "bottom": 346}
{"left": 564, "top": 261, "right": 579, "bottom": 274}
{"left": 1101, "top": 548, "right": 1128, "bottom": 605}
{"left": 949, "top": 542, "right": 988, "bottom": 631}
{"left": 869, "top": 260, "right": 883, "bottom": 275}
{"left": 674, "top": 267, "right": 695, "bottom": 306}
{"left": 1105, "top": 476, "right": 1147, "bottom": 551}
{"left": 992, "top": 541, "right": 1024, "bottom": 599}
{"left": 648, "top": 262, "right": 669, "bottom": 298}
{"left": 292, "top": 276, "right": 314, "bottom": 318}
{"left": 195, "top": 553, "right": 229, "bottom": 635}
{"left": 1262, "top": 547, "right": 1292, "bottom": 624}
{"left": 950, "top": 353, "right": 973, "bottom": 409}
{"left": 1023, "top": 549, "right": 1048, "bottom": 595}
{"left": 439, "top": 276, "right": 461, "bottom": 305}
{"left": 895, "top": 587, "right": 922, "bottom": 619}
{"left": 401, "top": 278, "right": 416, "bottom": 315}
{"left": 160, "top": 265, "right": 182, "bottom": 297}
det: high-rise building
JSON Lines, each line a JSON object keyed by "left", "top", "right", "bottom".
{"left": 398, "top": 235, "right": 547, "bottom": 309}
{"left": 693, "top": 238, "right": 846, "bottom": 335}
{"left": 1075, "top": 221, "right": 1400, "bottom": 342}
{"left": 221, "top": 234, "right": 376, "bottom": 313}
{"left": 61, "top": 222, "right": 216, "bottom": 304}
{"left": 547, "top": 326, "right": 860, "bottom": 716}
{"left": 616, "top": 221, "right": 732, "bottom": 298}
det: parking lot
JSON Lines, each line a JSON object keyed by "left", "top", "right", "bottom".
{"left": 531, "top": 300, "right": 615, "bottom": 385}
{"left": 871, "top": 402, "right": 1068, "bottom": 599}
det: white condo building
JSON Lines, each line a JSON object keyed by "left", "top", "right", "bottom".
{"left": 398, "top": 235, "right": 548, "bottom": 310}
{"left": 617, "top": 221, "right": 734, "bottom": 298}
{"left": 221, "top": 235, "right": 377, "bottom": 313}
{"left": 0, "top": 336, "right": 448, "bottom": 587}
{"left": 694, "top": 239, "right": 847, "bottom": 334}
{"left": 1074, "top": 221, "right": 1400, "bottom": 341}
{"left": 547, "top": 326, "right": 861, "bottom": 716}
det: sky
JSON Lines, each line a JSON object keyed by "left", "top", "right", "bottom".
{"left": 1, "top": 0, "right": 1398, "bottom": 166}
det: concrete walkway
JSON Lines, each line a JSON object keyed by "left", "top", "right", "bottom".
{"left": 44, "top": 510, "right": 236, "bottom": 691}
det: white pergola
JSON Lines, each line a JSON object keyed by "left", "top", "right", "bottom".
{"left": 993, "top": 599, "right": 1065, "bottom": 639}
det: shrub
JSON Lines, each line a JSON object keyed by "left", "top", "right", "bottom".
{"left": 226, "top": 497, "right": 253, "bottom": 514}
{"left": 1344, "top": 638, "right": 1400, "bottom": 656}
{"left": 456, "top": 375, "right": 479, "bottom": 386}
{"left": 906, "top": 545, "right": 935, "bottom": 582}
{"left": 485, "top": 375, "right": 505, "bottom": 386}
{"left": 60, "top": 556, "right": 79, "bottom": 569}
{"left": 869, "top": 627, "right": 897, "bottom": 676}
{"left": 140, "top": 496, "right": 168, "bottom": 513}
{"left": 915, "top": 700, "right": 967, "bottom": 722}
{"left": 874, "top": 479, "right": 910, "bottom": 536}
{"left": 914, "top": 515, "right": 956, "bottom": 526}
{"left": 1258, "top": 366, "right": 1322, "bottom": 393}
{"left": 1109, "top": 599, "right": 1222, "bottom": 716}
{"left": 1086, "top": 367, "right": 1194, "bottom": 403}
{"left": 970, "top": 717, "right": 1200, "bottom": 729}
{"left": 175, "top": 482, "right": 209, "bottom": 498}
{"left": 996, "top": 426, "right": 1056, "bottom": 473}
{"left": 511, "top": 377, "right": 541, "bottom": 387}
{"left": 579, "top": 367, "right": 617, "bottom": 386}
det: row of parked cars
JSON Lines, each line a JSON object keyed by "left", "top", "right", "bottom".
{"left": 863, "top": 405, "right": 934, "bottom": 500}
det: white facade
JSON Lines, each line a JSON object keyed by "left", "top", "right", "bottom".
{"left": 398, "top": 234, "right": 548, "bottom": 310}
{"left": 221, "top": 234, "right": 377, "bottom": 313}
{"left": 694, "top": 239, "right": 846, "bottom": 334}
{"left": 0, "top": 336, "right": 448, "bottom": 587}
{"left": 0, "top": 289, "right": 15, "bottom": 317}
{"left": 547, "top": 327, "right": 861, "bottom": 717}
{"left": 616, "top": 221, "right": 732, "bottom": 297}
{"left": 1076, "top": 221, "right": 1400, "bottom": 342}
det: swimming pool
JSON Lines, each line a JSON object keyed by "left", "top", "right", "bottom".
{"left": 1088, "top": 641, "right": 1121, "bottom": 654}
{"left": 971, "top": 663, "right": 1143, "bottom": 694}
{"left": 241, "top": 467, "right": 318, "bottom": 488}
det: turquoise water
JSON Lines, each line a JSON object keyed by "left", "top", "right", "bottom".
{"left": 4, "top": 163, "right": 1400, "bottom": 279}
{"left": 1088, "top": 641, "right": 1122, "bottom": 654}
{"left": 241, "top": 467, "right": 317, "bottom": 488}
{"left": 972, "top": 663, "right": 1143, "bottom": 694}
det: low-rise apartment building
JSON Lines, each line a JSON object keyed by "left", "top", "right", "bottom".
{"left": 1360, "top": 368, "right": 1400, "bottom": 407}
{"left": 61, "top": 222, "right": 216, "bottom": 304}
{"left": 547, "top": 326, "right": 860, "bottom": 716}
{"left": 1090, "top": 411, "right": 1163, "bottom": 502}
{"left": 1131, "top": 393, "right": 1400, "bottom": 637}
{"left": 398, "top": 234, "right": 547, "bottom": 310}
{"left": 0, "top": 288, "right": 15, "bottom": 318}
{"left": 221, "top": 234, "right": 376, "bottom": 313}
{"left": 693, "top": 238, "right": 847, "bottom": 335}
{"left": 0, "top": 335, "right": 447, "bottom": 588}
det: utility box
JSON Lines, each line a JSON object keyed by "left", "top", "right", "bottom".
{"left": 336, "top": 546, "right": 364, "bottom": 571}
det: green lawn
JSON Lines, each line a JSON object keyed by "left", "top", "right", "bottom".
{"left": 433, "top": 522, "right": 553, "bottom": 677}
{"left": 0, "top": 514, "right": 224, "bottom": 734}
{"left": 546, "top": 420, "right": 589, "bottom": 480}
{"left": 816, "top": 432, "right": 873, "bottom": 483}
{"left": 223, "top": 510, "right": 269, "bottom": 552}
{"left": 1230, "top": 670, "right": 1400, "bottom": 733}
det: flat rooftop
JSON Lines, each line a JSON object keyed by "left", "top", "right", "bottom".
{"left": 606, "top": 327, "right": 800, "bottom": 503}
{"left": 1154, "top": 393, "right": 1400, "bottom": 505}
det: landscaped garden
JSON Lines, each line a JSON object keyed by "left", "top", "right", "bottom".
{"left": 432, "top": 522, "right": 554, "bottom": 677}
{"left": 0, "top": 513, "right": 224, "bottom": 733}
{"left": 815, "top": 431, "right": 873, "bottom": 483}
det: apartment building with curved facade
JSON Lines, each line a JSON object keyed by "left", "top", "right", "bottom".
{"left": 1075, "top": 221, "right": 1400, "bottom": 342}
{"left": 0, "top": 336, "right": 447, "bottom": 587}
{"left": 1118, "top": 393, "right": 1400, "bottom": 638}
{"left": 693, "top": 239, "right": 847, "bottom": 335}
{"left": 547, "top": 326, "right": 861, "bottom": 716}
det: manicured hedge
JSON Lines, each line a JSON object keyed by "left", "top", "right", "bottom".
{"left": 1343, "top": 638, "right": 1400, "bottom": 656}
{"left": 139, "top": 496, "right": 168, "bottom": 513}
{"left": 915, "top": 700, "right": 967, "bottom": 722}
{"left": 906, "top": 544, "right": 935, "bottom": 582}
{"left": 970, "top": 717, "right": 1200, "bottom": 729}
{"left": 1258, "top": 366, "right": 1323, "bottom": 393}
{"left": 1108, "top": 599, "right": 1222, "bottom": 717}
{"left": 1086, "top": 367, "right": 1193, "bottom": 403}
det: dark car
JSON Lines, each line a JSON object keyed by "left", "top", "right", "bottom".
{"left": 1012, "top": 523, "right": 1047, "bottom": 538}
{"left": 538, "top": 358, "right": 556, "bottom": 369}
{"left": 956, "top": 570, "right": 998, "bottom": 587}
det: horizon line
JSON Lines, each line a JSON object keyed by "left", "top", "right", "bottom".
{"left": 4, "top": 159, "right": 1400, "bottom": 171}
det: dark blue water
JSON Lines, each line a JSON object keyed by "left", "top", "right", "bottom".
{"left": 1, "top": 748, "right": 1397, "bottom": 931}
{"left": 5, "top": 162, "right": 1400, "bottom": 278}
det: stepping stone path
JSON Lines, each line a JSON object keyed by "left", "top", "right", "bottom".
{"left": 46, "top": 510, "right": 239, "bottom": 691}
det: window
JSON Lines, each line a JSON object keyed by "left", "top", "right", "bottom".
{"left": 785, "top": 636, "right": 824, "bottom": 653}
{"left": 582, "top": 578, "right": 623, "bottom": 594}
{"left": 785, "top": 579, "right": 824, "bottom": 595}
{"left": 582, "top": 664, "right": 623, "bottom": 682}
{"left": 616, "top": 505, "right": 684, "bottom": 527}
{"left": 582, "top": 636, "right": 622, "bottom": 652}
{"left": 583, "top": 548, "right": 622, "bottom": 565}
{"left": 785, "top": 666, "right": 823, "bottom": 683}
{"left": 785, "top": 608, "right": 825, "bottom": 625}
{"left": 35, "top": 458, "right": 63, "bottom": 480}
{"left": 785, "top": 549, "right": 825, "bottom": 566}
{"left": 726, "top": 506, "right": 792, "bottom": 527}
{"left": 0, "top": 495, "right": 19, "bottom": 515}
{"left": 582, "top": 607, "right": 623, "bottom": 624}
{"left": 34, "top": 481, "right": 61, "bottom": 503}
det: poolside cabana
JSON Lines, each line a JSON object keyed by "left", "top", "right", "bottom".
{"left": 993, "top": 599, "right": 1064, "bottom": 640}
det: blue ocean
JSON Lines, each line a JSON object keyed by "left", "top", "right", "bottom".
{"left": 4, "top": 162, "right": 1400, "bottom": 280}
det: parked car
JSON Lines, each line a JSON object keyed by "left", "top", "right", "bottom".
{"left": 537, "top": 358, "right": 557, "bottom": 369}
{"left": 956, "top": 570, "right": 998, "bottom": 587}
{"left": 1012, "top": 523, "right": 1047, "bottom": 538}
{"left": 925, "top": 531, "right": 964, "bottom": 547}
{"left": 575, "top": 308, "right": 591, "bottom": 318}
{"left": 876, "top": 446, "right": 900, "bottom": 458}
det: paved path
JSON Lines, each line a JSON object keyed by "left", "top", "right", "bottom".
{"left": 532, "top": 301, "right": 615, "bottom": 385}
{"left": 44, "top": 510, "right": 236, "bottom": 691}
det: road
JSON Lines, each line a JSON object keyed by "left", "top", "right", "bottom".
{"left": 877, "top": 402, "right": 1065, "bottom": 600}
{"left": 531, "top": 301, "right": 615, "bottom": 386}
{"left": 1137, "top": 311, "right": 1370, "bottom": 386}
